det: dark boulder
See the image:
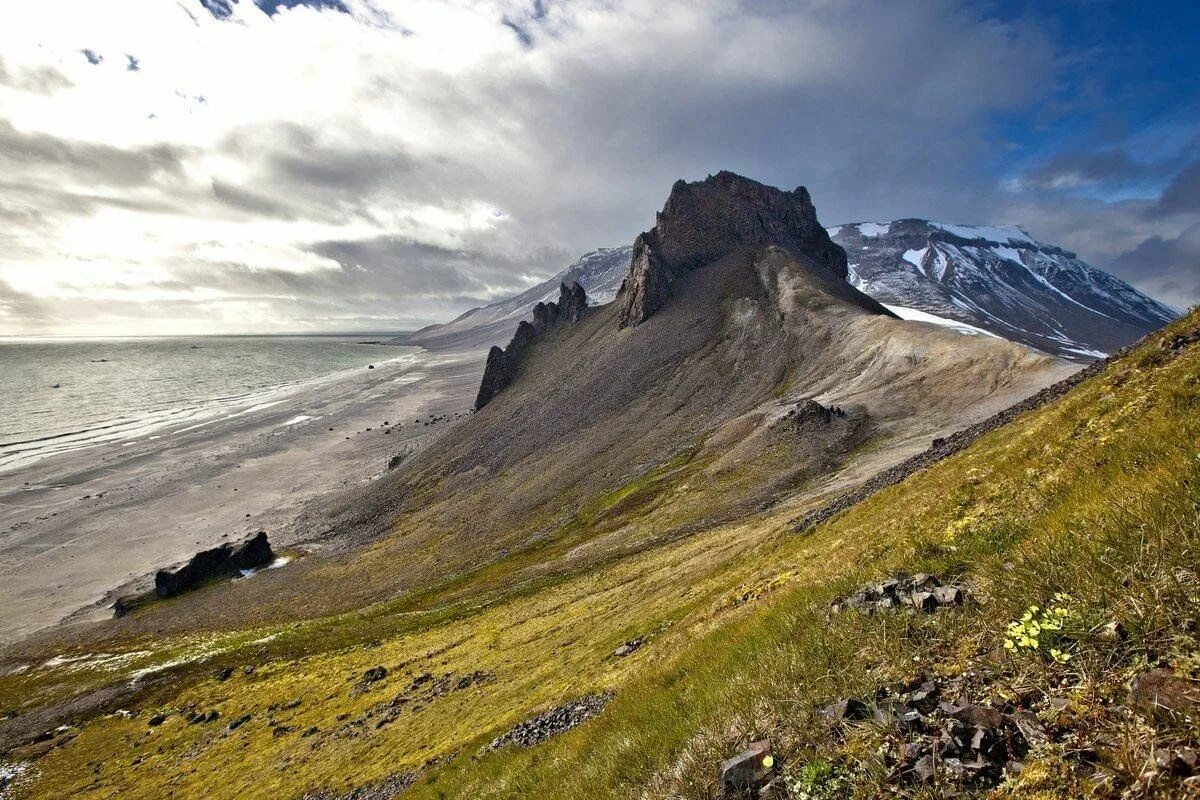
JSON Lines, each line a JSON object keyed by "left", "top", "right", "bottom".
{"left": 154, "top": 530, "right": 274, "bottom": 598}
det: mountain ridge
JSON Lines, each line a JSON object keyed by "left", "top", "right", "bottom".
{"left": 833, "top": 218, "right": 1178, "bottom": 360}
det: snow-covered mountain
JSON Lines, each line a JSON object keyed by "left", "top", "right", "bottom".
{"left": 402, "top": 220, "right": 1175, "bottom": 359}
{"left": 830, "top": 219, "right": 1178, "bottom": 361}
{"left": 400, "top": 246, "right": 632, "bottom": 348}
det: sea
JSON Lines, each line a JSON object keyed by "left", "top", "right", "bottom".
{"left": 0, "top": 335, "right": 417, "bottom": 474}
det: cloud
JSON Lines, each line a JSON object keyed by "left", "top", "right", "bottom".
{"left": 1111, "top": 223, "right": 1200, "bottom": 310}
{"left": 0, "top": 0, "right": 1191, "bottom": 335}
{"left": 0, "top": 57, "right": 73, "bottom": 94}
{"left": 1156, "top": 162, "right": 1200, "bottom": 216}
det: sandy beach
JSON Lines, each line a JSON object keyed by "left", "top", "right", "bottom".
{"left": 0, "top": 345, "right": 485, "bottom": 645}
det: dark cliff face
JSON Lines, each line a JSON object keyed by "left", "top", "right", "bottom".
{"left": 475, "top": 281, "right": 589, "bottom": 410}
{"left": 618, "top": 171, "right": 848, "bottom": 327}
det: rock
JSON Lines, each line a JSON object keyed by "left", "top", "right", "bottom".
{"left": 488, "top": 693, "right": 612, "bottom": 750}
{"left": 933, "top": 586, "right": 963, "bottom": 606}
{"left": 227, "top": 714, "right": 252, "bottom": 731}
{"left": 949, "top": 704, "right": 1005, "bottom": 730}
{"left": 387, "top": 454, "right": 405, "bottom": 470}
{"left": 154, "top": 531, "right": 274, "bottom": 598}
{"left": 718, "top": 739, "right": 774, "bottom": 795}
{"left": 912, "top": 754, "right": 938, "bottom": 782}
{"left": 831, "top": 573, "right": 966, "bottom": 616}
{"left": 1132, "top": 668, "right": 1200, "bottom": 722}
{"left": 909, "top": 591, "right": 938, "bottom": 612}
{"left": 1097, "top": 620, "right": 1127, "bottom": 642}
{"left": 1007, "top": 710, "right": 1049, "bottom": 745}
{"left": 367, "top": 364, "right": 374, "bottom": 369}
{"left": 617, "top": 172, "right": 848, "bottom": 327}
{"left": 910, "top": 573, "right": 940, "bottom": 591}
{"left": 148, "top": 714, "right": 167, "bottom": 726}
{"left": 613, "top": 638, "right": 644, "bottom": 657}
{"left": 362, "top": 666, "right": 388, "bottom": 683}
{"left": 787, "top": 399, "right": 833, "bottom": 428}
{"left": 1155, "top": 747, "right": 1200, "bottom": 775}
{"left": 819, "top": 698, "right": 870, "bottom": 723}
{"left": 216, "top": 666, "right": 234, "bottom": 681}
{"left": 907, "top": 679, "right": 939, "bottom": 708}
{"left": 475, "top": 282, "right": 589, "bottom": 409}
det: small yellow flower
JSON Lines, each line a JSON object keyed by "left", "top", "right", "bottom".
{"left": 761, "top": 755, "right": 775, "bottom": 769}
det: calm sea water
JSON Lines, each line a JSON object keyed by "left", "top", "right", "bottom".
{"left": 0, "top": 335, "right": 415, "bottom": 473}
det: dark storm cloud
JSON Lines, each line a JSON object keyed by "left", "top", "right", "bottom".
{"left": 0, "top": 120, "right": 190, "bottom": 189}
{"left": 210, "top": 180, "right": 301, "bottom": 220}
{"left": 1018, "top": 149, "right": 1172, "bottom": 191}
{"left": 1112, "top": 223, "right": 1200, "bottom": 309}
{"left": 1155, "top": 162, "right": 1200, "bottom": 216}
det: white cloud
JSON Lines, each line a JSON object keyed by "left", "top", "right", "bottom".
{"left": 0, "top": 0, "right": 1067, "bottom": 334}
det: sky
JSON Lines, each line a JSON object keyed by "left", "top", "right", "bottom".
{"left": 0, "top": 0, "right": 1197, "bottom": 336}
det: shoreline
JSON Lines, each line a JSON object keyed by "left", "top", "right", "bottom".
{"left": 0, "top": 345, "right": 486, "bottom": 646}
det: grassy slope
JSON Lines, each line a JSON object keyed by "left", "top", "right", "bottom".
{"left": 4, "top": 311, "right": 1198, "bottom": 799}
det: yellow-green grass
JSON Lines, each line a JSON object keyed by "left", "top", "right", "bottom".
{"left": 6, "top": 311, "right": 1199, "bottom": 799}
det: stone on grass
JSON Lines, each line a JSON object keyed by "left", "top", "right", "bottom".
{"left": 719, "top": 739, "right": 774, "bottom": 795}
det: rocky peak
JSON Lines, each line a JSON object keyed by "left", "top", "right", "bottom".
{"left": 618, "top": 171, "right": 848, "bottom": 327}
{"left": 475, "top": 282, "right": 590, "bottom": 410}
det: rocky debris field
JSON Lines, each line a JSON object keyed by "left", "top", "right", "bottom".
{"left": 829, "top": 572, "right": 967, "bottom": 615}
{"left": 301, "top": 770, "right": 415, "bottom": 800}
{"left": 488, "top": 693, "right": 613, "bottom": 750}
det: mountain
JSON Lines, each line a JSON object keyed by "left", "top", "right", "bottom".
{"left": 831, "top": 219, "right": 1178, "bottom": 360}
{"left": 187, "top": 172, "right": 1072, "bottom": 632}
{"left": 4, "top": 173, "right": 1098, "bottom": 800}
{"left": 398, "top": 246, "right": 631, "bottom": 349}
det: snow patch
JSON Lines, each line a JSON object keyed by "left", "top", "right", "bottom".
{"left": 884, "top": 305, "right": 1001, "bottom": 338}
{"left": 856, "top": 222, "right": 891, "bottom": 237}
{"left": 931, "top": 222, "right": 1033, "bottom": 245}
{"left": 1062, "top": 346, "right": 1108, "bottom": 359}
{"left": 901, "top": 248, "right": 928, "bottom": 269}
{"left": 282, "top": 415, "right": 316, "bottom": 426}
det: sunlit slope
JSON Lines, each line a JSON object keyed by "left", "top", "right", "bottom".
{"left": 5, "top": 317, "right": 1195, "bottom": 797}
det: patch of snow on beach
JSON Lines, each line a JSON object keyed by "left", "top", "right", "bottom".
{"left": 238, "top": 556, "right": 292, "bottom": 577}
{"left": 282, "top": 415, "right": 317, "bottom": 426}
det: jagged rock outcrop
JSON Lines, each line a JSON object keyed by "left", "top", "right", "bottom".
{"left": 154, "top": 530, "right": 274, "bottom": 598}
{"left": 475, "top": 281, "right": 589, "bottom": 409}
{"left": 617, "top": 171, "right": 848, "bottom": 327}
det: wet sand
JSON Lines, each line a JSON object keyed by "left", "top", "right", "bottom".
{"left": 0, "top": 346, "right": 485, "bottom": 645}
